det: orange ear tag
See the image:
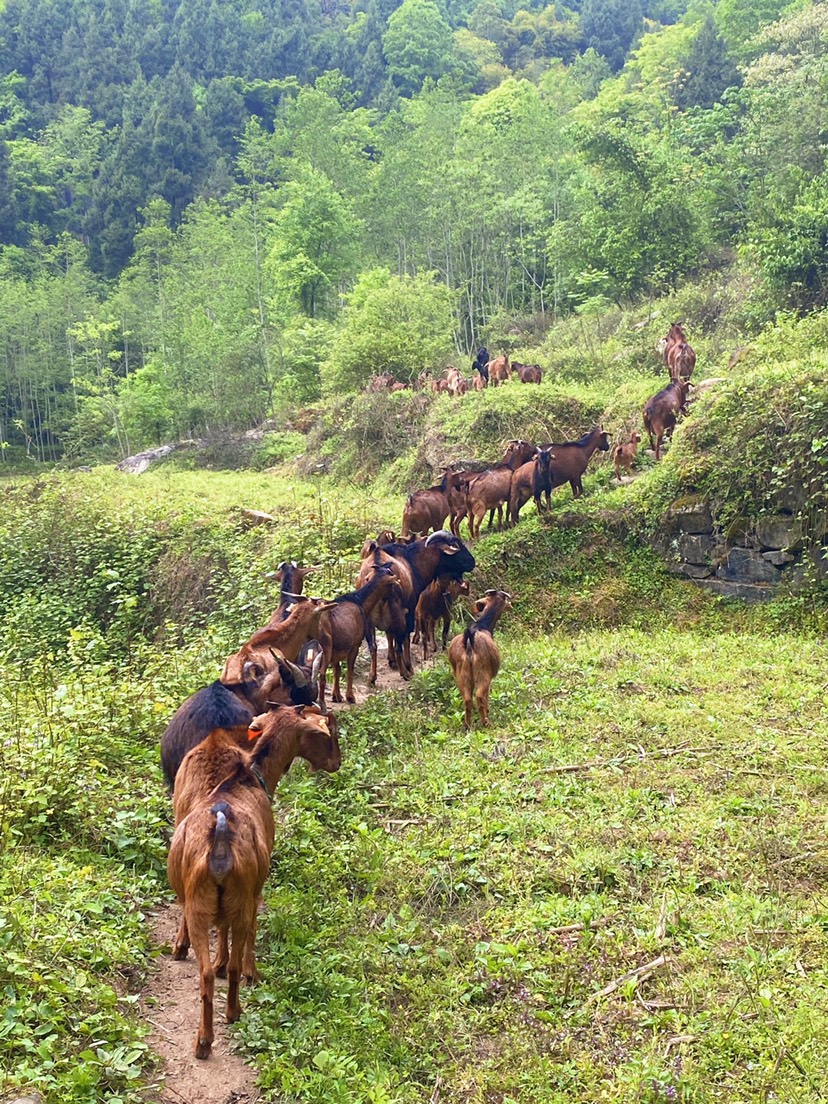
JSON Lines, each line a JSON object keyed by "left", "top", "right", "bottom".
{"left": 247, "top": 727, "right": 261, "bottom": 742}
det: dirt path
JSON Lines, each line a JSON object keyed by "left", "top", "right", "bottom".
{"left": 142, "top": 638, "right": 430, "bottom": 1102}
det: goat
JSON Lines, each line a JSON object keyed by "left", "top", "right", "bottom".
{"left": 486, "top": 355, "right": 510, "bottom": 386}
{"left": 668, "top": 341, "right": 696, "bottom": 384}
{"left": 168, "top": 704, "right": 340, "bottom": 1059}
{"left": 402, "top": 469, "right": 465, "bottom": 538}
{"left": 316, "top": 566, "right": 402, "bottom": 704}
{"left": 161, "top": 595, "right": 335, "bottom": 786}
{"left": 448, "top": 589, "right": 512, "bottom": 728}
{"left": 360, "top": 530, "right": 399, "bottom": 558}
{"left": 613, "top": 432, "right": 642, "bottom": 480}
{"left": 356, "top": 530, "right": 475, "bottom": 681}
{"left": 512, "top": 362, "right": 543, "bottom": 384}
{"left": 508, "top": 446, "right": 555, "bottom": 525}
{"left": 465, "top": 439, "right": 538, "bottom": 538}
{"left": 536, "top": 425, "right": 610, "bottom": 500}
{"left": 265, "top": 560, "right": 318, "bottom": 625}
{"left": 414, "top": 576, "right": 469, "bottom": 659}
{"left": 643, "top": 380, "right": 690, "bottom": 460}
{"left": 472, "top": 372, "right": 486, "bottom": 391}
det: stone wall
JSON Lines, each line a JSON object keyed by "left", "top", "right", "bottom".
{"left": 655, "top": 498, "right": 827, "bottom": 602}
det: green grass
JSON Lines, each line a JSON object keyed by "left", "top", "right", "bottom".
{"left": 0, "top": 393, "right": 826, "bottom": 1103}
{"left": 241, "top": 626, "right": 828, "bottom": 1103}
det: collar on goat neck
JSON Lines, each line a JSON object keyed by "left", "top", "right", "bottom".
{"left": 249, "top": 762, "right": 273, "bottom": 802}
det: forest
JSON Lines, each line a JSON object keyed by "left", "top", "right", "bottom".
{"left": 0, "top": 0, "right": 821, "bottom": 460}
{"left": 2, "top": 1, "right": 828, "bottom": 1102}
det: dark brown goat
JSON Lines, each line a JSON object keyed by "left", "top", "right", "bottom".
{"left": 356, "top": 531, "right": 476, "bottom": 681}
{"left": 317, "top": 566, "right": 402, "bottom": 704}
{"left": 643, "top": 380, "right": 690, "bottom": 460}
{"left": 512, "top": 362, "right": 543, "bottom": 384}
{"left": 536, "top": 425, "right": 611, "bottom": 500}
{"left": 160, "top": 596, "right": 335, "bottom": 786}
{"left": 613, "top": 432, "right": 642, "bottom": 480}
{"left": 402, "top": 470, "right": 466, "bottom": 538}
{"left": 448, "top": 589, "right": 512, "bottom": 728}
{"left": 465, "top": 440, "right": 538, "bottom": 538}
{"left": 168, "top": 705, "right": 340, "bottom": 1059}
{"left": 414, "top": 576, "right": 470, "bottom": 658}
{"left": 508, "top": 446, "right": 555, "bottom": 524}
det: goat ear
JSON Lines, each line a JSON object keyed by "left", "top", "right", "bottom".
{"left": 474, "top": 599, "right": 486, "bottom": 612}
{"left": 242, "top": 660, "right": 264, "bottom": 682}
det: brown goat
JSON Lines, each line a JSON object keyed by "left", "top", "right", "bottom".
{"left": 402, "top": 470, "right": 465, "bottom": 537}
{"left": 536, "top": 425, "right": 611, "bottom": 500}
{"left": 465, "top": 440, "right": 538, "bottom": 538}
{"left": 221, "top": 596, "right": 335, "bottom": 685}
{"left": 160, "top": 596, "right": 335, "bottom": 786}
{"left": 613, "top": 432, "right": 642, "bottom": 480}
{"left": 448, "top": 589, "right": 512, "bottom": 728}
{"left": 356, "top": 531, "right": 475, "bottom": 681}
{"left": 668, "top": 341, "right": 696, "bottom": 384}
{"left": 643, "top": 380, "right": 690, "bottom": 460}
{"left": 486, "top": 355, "right": 510, "bottom": 386}
{"left": 473, "top": 372, "right": 486, "bottom": 392}
{"left": 512, "top": 362, "right": 543, "bottom": 384}
{"left": 316, "top": 567, "right": 402, "bottom": 704}
{"left": 508, "top": 446, "right": 555, "bottom": 525}
{"left": 414, "top": 576, "right": 470, "bottom": 659}
{"left": 168, "top": 704, "right": 341, "bottom": 1059}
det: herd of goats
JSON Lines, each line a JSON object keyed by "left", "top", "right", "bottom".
{"left": 159, "top": 322, "right": 697, "bottom": 1060}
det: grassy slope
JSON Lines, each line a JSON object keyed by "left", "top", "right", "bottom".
{"left": 2, "top": 277, "right": 827, "bottom": 1103}
{"left": 1, "top": 463, "right": 827, "bottom": 1104}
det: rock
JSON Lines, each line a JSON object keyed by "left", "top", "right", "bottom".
{"left": 716, "top": 548, "right": 781, "bottom": 585}
{"left": 762, "top": 549, "right": 795, "bottom": 566}
{"left": 665, "top": 497, "right": 713, "bottom": 535}
{"left": 755, "top": 516, "right": 803, "bottom": 551}
{"left": 692, "top": 377, "right": 726, "bottom": 395}
{"left": 675, "top": 533, "right": 718, "bottom": 564}
{"left": 6, "top": 1096, "right": 44, "bottom": 1104}
{"left": 239, "top": 509, "right": 276, "bottom": 527}
{"left": 788, "top": 548, "right": 828, "bottom": 590}
{"left": 694, "top": 579, "right": 776, "bottom": 603}
{"left": 669, "top": 562, "right": 713, "bottom": 579}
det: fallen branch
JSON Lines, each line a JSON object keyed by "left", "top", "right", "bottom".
{"left": 585, "top": 955, "right": 666, "bottom": 1005}
{"left": 546, "top": 918, "right": 613, "bottom": 936}
{"left": 539, "top": 746, "right": 712, "bottom": 776}
{"left": 654, "top": 892, "right": 668, "bottom": 942}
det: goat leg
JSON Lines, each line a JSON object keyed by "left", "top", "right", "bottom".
{"left": 213, "top": 926, "right": 229, "bottom": 978}
{"left": 366, "top": 626, "right": 378, "bottom": 686}
{"left": 172, "top": 912, "right": 190, "bottom": 960}
{"left": 332, "top": 660, "right": 343, "bottom": 704}
{"left": 191, "top": 919, "right": 215, "bottom": 1059}
{"left": 345, "top": 646, "right": 359, "bottom": 704}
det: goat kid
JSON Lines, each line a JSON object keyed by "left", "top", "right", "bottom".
{"left": 448, "top": 589, "right": 512, "bottom": 728}
{"left": 414, "top": 576, "right": 470, "bottom": 659}
{"left": 613, "top": 432, "right": 642, "bottom": 480}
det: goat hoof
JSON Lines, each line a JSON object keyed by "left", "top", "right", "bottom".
{"left": 214, "top": 964, "right": 227, "bottom": 979}
{"left": 346, "top": 694, "right": 356, "bottom": 704}
{"left": 195, "top": 1039, "right": 212, "bottom": 1060}
{"left": 332, "top": 692, "right": 343, "bottom": 703}
{"left": 243, "top": 970, "right": 259, "bottom": 985}
{"left": 227, "top": 1007, "right": 242, "bottom": 1024}
{"left": 172, "top": 945, "right": 189, "bottom": 961}
{"left": 368, "top": 677, "right": 377, "bottom": 686}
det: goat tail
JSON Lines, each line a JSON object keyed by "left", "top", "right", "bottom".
{"left": 208, "top": 802, "right": 233, "bottom": 880}
{"left": 463, "top": 626, "right": 476, "bottom": 657}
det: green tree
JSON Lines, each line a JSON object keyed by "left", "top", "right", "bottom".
{"left": 383, "top": 0, "right": 462, "bottom": 95}
{"left": 580, "top": 0, "right": 643, "bottom": 72}
{"left": 673, "top": 15, "right": 741, "bottom": 110}
{"left": 322, "top": 268, "right": 455, "bottom": 392}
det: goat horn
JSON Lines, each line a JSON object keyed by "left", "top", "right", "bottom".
{"left": 269, "top": 646, "right": 308, "bottom": 687}
{"left": 280, "top": 591, "right": 304, "bottom": 599}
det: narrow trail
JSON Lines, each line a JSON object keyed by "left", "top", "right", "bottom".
{"left": 141, "top": 638, "right": 435, "bottom": 1103}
